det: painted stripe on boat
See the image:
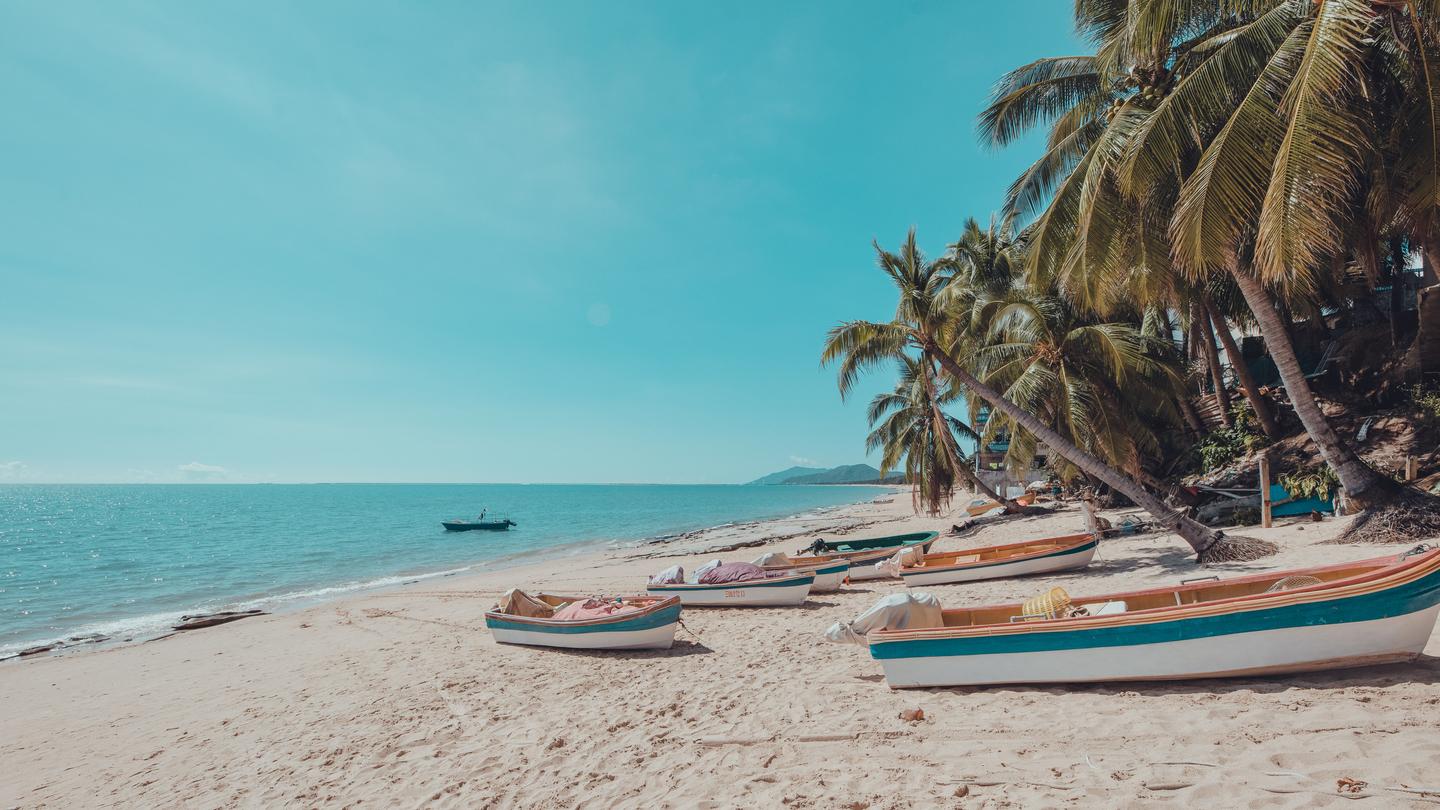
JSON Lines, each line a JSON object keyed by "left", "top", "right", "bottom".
{"left": 871, "top": 566, "right": 1440, "bottom": 660}
{"left": 486, "top": 603, "right": 682, "bottom": 635}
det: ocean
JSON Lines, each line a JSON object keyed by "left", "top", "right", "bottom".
{"left": 0, "top": 483, "right": 889, "bottom": 655}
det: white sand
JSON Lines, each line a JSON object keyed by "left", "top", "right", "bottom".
{"left": 3, "top": 496, "right": 1439, "bottom": 808}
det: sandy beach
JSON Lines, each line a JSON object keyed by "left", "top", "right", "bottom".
{"left": 3, "top": 496, "right": 1438, "bottom": 809}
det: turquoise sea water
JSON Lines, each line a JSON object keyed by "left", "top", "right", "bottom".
{"left": 0, "top": 483, "right": 889, "bottom": 655}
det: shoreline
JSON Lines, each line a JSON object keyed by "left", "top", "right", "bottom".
{"left": 1, "top": 485, "right": 902, "bottom": 661}
{"left": 4, "top": 496, "right": 1437, "bottom": 807}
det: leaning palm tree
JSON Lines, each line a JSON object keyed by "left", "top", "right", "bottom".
{"left": 866, "top": 355, "right": 983, "bottom": 515}
{"left": 970, "top": 284, "right": 1190, "bottom": 483}
{"left": 824, "top": 230, "right": 1275, "bottom": 563}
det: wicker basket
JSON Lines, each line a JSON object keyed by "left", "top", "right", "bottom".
{"left": 1019, "top": 587, "right": 1072, "bottom": 621}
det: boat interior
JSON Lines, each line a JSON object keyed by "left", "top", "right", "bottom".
{"left": 914, "top": 533, "right": 1092, "bottom": 568}
{"left": 491, "top": 590, "right": 664, "bottom": 619}
{"left": 933, "top": 558, "right": 1398, "bottom": 629}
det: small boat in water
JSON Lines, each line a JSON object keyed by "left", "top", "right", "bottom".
{"left": 898, "top": 533, "right": 1097, "bottom": 587}
{"left": 442, "top": 514, "right": 516, "bottom": 531}
{"left": 647, "top": 570, "right": 815, "bottom": 606}
{"left": 867, "top": 545, "right": 1440, "bottom": 688}
{"left": 485, "top": 590, "right": 680, "bottom": 650}
{"left": 801, "top": 532, "right": 939, "bottom": 581}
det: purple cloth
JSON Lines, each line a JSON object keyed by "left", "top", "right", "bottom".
{"left": 697, "top": 562, "right": 778, "bottom": 585}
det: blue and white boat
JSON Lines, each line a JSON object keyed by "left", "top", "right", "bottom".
{"left": 647, "top": 570, "right": 815, "bottom": 606}
{"left": 867, "top": 546, "right": 1440, "bottom": 687}
{"left": 485, "top": 592, "right": 681, "bottom": 650}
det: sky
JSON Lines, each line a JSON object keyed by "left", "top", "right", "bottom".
{"left": 0, "top": 1, "right": 1082, "bottom": 484}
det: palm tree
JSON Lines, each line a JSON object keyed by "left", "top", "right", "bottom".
{"left": 985, "top": 0, "right": 1440, "bottom": 542}
{"left": 969, "top": 283, "right": 1190, "bottom": 483}
{"left": 824, "top": 230, "right": 1276, "bottom": 563}
{"left": 866, "top": 355, "right": 984, "bottom": 515}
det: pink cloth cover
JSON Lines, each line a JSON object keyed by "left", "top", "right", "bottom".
{"left": 696, "top": 562, "right": 779, "bottom": 585}
{"left": 552, "top": 598, "right": 642, "bottom": 621}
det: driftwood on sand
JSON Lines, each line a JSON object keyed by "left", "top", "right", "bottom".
{"left": 172, "top": 610, "right": 266, "bottom": 632}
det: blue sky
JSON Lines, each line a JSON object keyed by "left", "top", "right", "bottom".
{"left": 0, "top": 1, "right": 1080, "bottom": 484}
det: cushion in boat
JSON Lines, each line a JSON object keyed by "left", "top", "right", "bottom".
{"left": 552, "top": 598, "right": 641, "bottom": 621}
{"left": 649, "top": 565, "right": 685, "bottom": 585}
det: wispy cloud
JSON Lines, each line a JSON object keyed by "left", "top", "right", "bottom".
{"left": 789, "top": 455, "right": 820, "bottom": 467}
{"left": 178, "top": 461, "right": 228, "bottom": 480}
{"left": 0, "top": 461, "right": 30, "bottom": 480}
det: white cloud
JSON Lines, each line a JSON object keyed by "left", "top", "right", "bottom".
{"left": 178, "top": 461, "right": 228, "bottom": 480}
{"left": 0, "top": 461, "right": 29, "bottom": 479}
{"left": 789, "top": 455, "right": 820, "bottom": 467}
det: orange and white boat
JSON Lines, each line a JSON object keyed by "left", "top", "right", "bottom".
{"left": 867, "top": 545, "right": 1440, "bottom": 687}
{"left": 898, "top": 533, "right": 1097, "bottom": 587}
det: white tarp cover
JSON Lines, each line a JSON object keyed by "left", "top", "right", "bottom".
{"left": 648, "top": 565, "right": 684, "bottom": 585}
{"left": 874, "top": 544, "right": 929, "bottom": 578}
{"left": 751, "top": 551, "right": 791, "bottom": 567}
{"left": 688, "top": 559, "right": 723, "bottom": 584}
{"left": 823, "top": 591, "right": 943, "bottom": 645}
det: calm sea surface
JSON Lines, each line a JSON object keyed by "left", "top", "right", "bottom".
{"left": 0, "top": 483, "right": 888, "bottom": 655}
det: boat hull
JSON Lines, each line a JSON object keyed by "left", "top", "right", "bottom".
{"left": 765, "top": 560, "right": 849, "bottom": 592}
{"left": 874, "top": 604, "right": 1438, "bottom": 687}
{"left": 443, "top": 521, "right": 514, "bottom": 532}
{"left": 900, "top": 538, "right": 1097, "bottom": 587}
{"left": 485, "top": 600, "right": 680, "bottom": 650}
{"left": 648, "top": 573, "right": 814, "bottom": 606}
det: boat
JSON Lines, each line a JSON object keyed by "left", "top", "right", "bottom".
{"left": 759, "top": 557, "right": 850, "bottom": 592}
{"left": 866, "top": 545, "right": 1440, "bottom": 688}
{"left": 647, "top": 570, "right": 815, "bottom": 606}
{"left": 484, "top": 591, "right": 680, "bottom": 650}
{"left": 898, "top": 533, "right": 1098, "bottom": 587}
{"left": 965, "top": 498, "right": 1003, "bottom": 516}
{"left": 442, "top": 516, "right": 517, "bottom": 531}
{"left": 805, "top": 532, "right": 939, "bottom": 581}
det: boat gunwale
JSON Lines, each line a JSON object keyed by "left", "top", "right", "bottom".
{"left": 870, "top": 549, "right": 1440, "bottom": 644}
{"left": 900, "top": 532, "right": 1097, "bottom": 577}
{"left": 762, "top": 559, "right": 850, "bottom": 575}
{"left": 817, "top": 531, "right": 939, "bottom": 553}
{"left": 646, "top": 571, "right": 816, "bottom": 592}
{"left": 484, "top": 594, "right": 680, "bottom": 629}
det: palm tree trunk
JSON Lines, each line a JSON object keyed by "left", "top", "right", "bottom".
{"left": 921, "top": 361, "right": 1022, "bottom": 514}
{"left": 1203, "top": 298, "right": 1279, "bottom": 439}
{"left": 1229, "top": 269, "right": 1397, "bottom": 508}
{"left": 922, "top": 335, "right": 1274, "bottom": 562}
{"left": 1177, "top": 395, "right": 1208, "bottom": 438}
{"left": 1194, "top": 302, "right": 1233, "bottom": 427}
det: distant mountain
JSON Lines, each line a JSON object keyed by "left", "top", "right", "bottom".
{"left": 747, "top": 463, "right": 904, "bottom": 485}
{"left": 746, "top": 466, "right": 825, "bottom": 486}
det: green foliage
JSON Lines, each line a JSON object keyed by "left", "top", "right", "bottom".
{"left": 1409, "top": 383, "right": 1440, "bottom": 421}
{"left": 1195, "top": 402, "right": 1268, "bottom": 471}
{"left": 1279, "top": 464, "right": 1339, "bottom": 502}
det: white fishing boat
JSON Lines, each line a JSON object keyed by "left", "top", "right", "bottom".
{"left": 866, "top": 546, "right": 1440, "bottom": 688}
{"left": 898, "top": 533, "right": 1097, "bottom": 587}
{"left": 484, "top": 591, "right": 681, "bottom": 650}
{"left": 647, "top": 570, "right": 815, "bottom": 606}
